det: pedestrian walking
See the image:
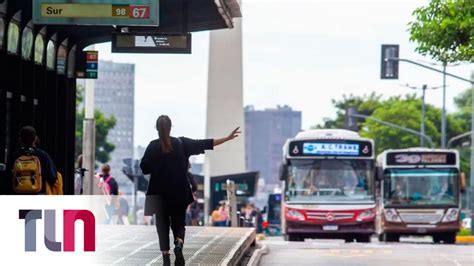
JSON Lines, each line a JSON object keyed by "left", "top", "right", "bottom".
{"left": 140, "top": 115, "right": 240, "bottom": 266}
{"left": 4, "top": 126, "right": 57, "bottom": 195}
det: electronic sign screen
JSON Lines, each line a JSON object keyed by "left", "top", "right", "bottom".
{"left": 112, "top": 33, "right": 191, "bottom": 54}
{"left": 386, "top": 152, "right": 457, "bottom": 166}
{"left": 289, "top": 139, "right": 372, "bottom": 157}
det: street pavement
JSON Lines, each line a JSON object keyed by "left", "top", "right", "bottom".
{"left": 259, "top": 236, "right": 474, "bottom": 266}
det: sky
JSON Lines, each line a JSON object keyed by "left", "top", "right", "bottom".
{"left": 94, "top": 0, "right": 473, "bottom": 148}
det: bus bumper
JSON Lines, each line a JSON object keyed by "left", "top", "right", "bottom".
{"left": 287, "top": 221, "right": 375, "bottom": 235}
{"left": 381, "top": 221, "right": 459, "bottom": 235}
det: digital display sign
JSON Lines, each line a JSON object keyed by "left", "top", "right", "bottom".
{"left": 303, "top": 143, "right": 359, "bottom": 156}
{"left": 386, "top": 152, "right": 457, "bottom": 166}
{"left": 289, "top": 139, "right": 373, "bottom": 157}
{"left": 112, "top": 33, "right": 191, "bottom": 54}
{"left": 33, "top": 0, "right": 159, "bottom": 26}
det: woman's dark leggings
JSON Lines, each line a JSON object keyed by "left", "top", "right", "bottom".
{"left": 155, "top": 200, "right": 187, "bottom": 251}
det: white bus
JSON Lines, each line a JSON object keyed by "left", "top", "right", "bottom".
{"left": 279, "top": 129, "right": 376, "bottom": 242}
{"left": 376, "top": 148, "right": 465, "bottom": 244}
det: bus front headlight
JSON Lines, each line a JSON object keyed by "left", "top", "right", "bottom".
{"left": 286, "top": 209, "right": 305, "bottom": 221}
{"left": 383, "top": 209, "right": 401, "bottom": 223}
{"left": 442, "top": 208, "right": 459, "bottom": 223}
{"left": 357, "top": 209, "right": 375, "bottom": 221}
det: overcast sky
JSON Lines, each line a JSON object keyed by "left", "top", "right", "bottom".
{"left": 95, "top": 0, "right": 473, "bottom": 148}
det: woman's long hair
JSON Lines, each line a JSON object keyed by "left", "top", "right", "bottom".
{"left": 156, "top": 115, "right": 173, "bottom": 153}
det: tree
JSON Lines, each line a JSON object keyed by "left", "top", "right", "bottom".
{"left": 75, "top": 85, "right": 117, "bottom": 164}
{"left": 314, "top": 92, "right": 383, "bottom": 130}
{"left": 408, "top": 0, "right": 474, "bottom": 63}
{"left": 360, "top": 95, "right": 444, "bottom": 154}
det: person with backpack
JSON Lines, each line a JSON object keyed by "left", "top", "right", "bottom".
{"left": 5, "top": 126, "right": 57, "bottom": 195}
{"left": 97, "top": 164, "right": 120, "bottom": 224}
{"left": 140, "top": 115, "right": 240, "bottom": 266}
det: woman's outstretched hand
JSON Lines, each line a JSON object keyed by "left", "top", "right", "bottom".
{"left": 214, "top": 127, "right": 242, "bottom": 147}
{"left": 226, "top": 127, "right": 242, "bottom": 141}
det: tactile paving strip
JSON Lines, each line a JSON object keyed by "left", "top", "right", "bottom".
{"left": 94, "top": 225, "right": 255, "bottom": 265}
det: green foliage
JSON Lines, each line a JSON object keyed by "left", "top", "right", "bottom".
{"left": 75, "top": 85, "right": 117, "bottom": 164}
{"left": 408, "top": 0, "right": 474, "bottom": 63}
{"left": 457, "top": 228, "right": 471, "bottom": 236}
{"left": 313, "top": 92, "right": 383, "bottom": 130}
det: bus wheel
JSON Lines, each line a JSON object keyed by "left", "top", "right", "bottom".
{"left": 378, "top": 234, "right": 385, "bottom": 242}
{"left": 356, "top": 235, "right": 371, "bottom": 243}
{"left": 286, "top": 234, "right": 303, "bottom": 242}
{"left": 433, "top": 233, "right": 455, "bottom": 244}
{"left": 385, "top": 233, "right": 400, "bottom": 242}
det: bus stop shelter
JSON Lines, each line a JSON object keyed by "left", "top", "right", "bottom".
{"left": 0, "top": 0, "right": 241, "bottom": 194}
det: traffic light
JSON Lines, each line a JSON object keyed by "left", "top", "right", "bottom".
{"left": 345, "top": 107, "right": 359, "bottom": 131}
{"left": 381, "top": 44, "right": 399, "bottom": 79}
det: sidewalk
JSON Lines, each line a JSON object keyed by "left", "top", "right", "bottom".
{"left": 95, "top": 225, "right": 256, "bottom": 265}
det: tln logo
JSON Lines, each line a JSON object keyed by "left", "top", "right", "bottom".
{"left": 19, "top": 209, "right": 95, "bottom": 252}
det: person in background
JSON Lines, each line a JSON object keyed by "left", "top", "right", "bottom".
{"left": 97, "top": 164, "right": 119, "bottom": 224}
{"left": 5, "top": 126, "right": 57, "bottom": 195}
{"left": 218, "top": 204, "right": 229, "bottom": 226}
{"left": 211, "top": 205, "right": 221, "bottom": 226}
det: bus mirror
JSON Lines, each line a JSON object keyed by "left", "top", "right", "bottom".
{"left": 0, "top": 163, "right": 5, "bottom": 172}
{"left": 279, "top": 164, "right": 288, "bottom": 181}
{"left": 460, "top": 172, "right": 466, "bottom": 193}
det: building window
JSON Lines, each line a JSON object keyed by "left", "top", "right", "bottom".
{"left": 6, "top": 21, "right": 19, "bottom": 54}
{"left": 46, "top": 40, "right": 56, "bottom": 70}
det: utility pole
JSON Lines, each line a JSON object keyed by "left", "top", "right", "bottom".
{"left": 421, "top": 84, "right": 427, "bottom": 147}
{"left": 401, "top": 83, "right": 442, "bottom": 147}
{"left": 441, "top": 62, "right": 447, "bottom": 148}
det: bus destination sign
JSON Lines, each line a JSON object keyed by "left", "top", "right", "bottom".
{"left": 386, "top": 152, "right": 457, "bottom": 166}
{"left": 289, "top": 140, "right": 373, "bottom": 157}
{"left": 33, "top": 0, "right": 159, "bottom": 26}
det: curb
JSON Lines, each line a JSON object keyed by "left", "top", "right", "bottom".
{"left": 247, "top": 244, "right": 269, "bottom": 266}
{"left": 456, "top": 236, "right": 474, "bottom": 244}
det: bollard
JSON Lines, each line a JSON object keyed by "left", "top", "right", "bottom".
{"left": 226, "top": 179, "right": 238, "bottom": 227}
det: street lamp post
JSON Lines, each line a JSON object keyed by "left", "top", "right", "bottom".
{"left": 470, "top": 80, "right": 474, "bottom": 234}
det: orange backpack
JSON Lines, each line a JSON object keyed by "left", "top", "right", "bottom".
{"left": 12, "top": 153, "right": 42, "bottom": 193}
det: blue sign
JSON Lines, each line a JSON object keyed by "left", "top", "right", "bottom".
{"left": 303, "top": 143, "right": 360, "bottom": 156}
{"left": 86, "top": 62, "right": 98, "bottom": 70}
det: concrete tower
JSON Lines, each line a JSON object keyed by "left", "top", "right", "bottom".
{"left": 204, "top": 17, "right": 245, "bottom": 219}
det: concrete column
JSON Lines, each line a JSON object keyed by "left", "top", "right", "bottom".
{"left": 204, "top": 18, "right": 246, "bottom": 222}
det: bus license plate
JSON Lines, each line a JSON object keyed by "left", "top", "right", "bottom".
{"left": 323, "top": 225, "right": 338, "bottom": 231}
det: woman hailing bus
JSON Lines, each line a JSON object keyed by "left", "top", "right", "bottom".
{"left": 140, "top": 115, "right": 241, "bottom": 265}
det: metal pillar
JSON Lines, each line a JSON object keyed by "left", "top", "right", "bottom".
{"left": 81, "top": 46, "right": 97, "bottom": 195}
{"left": 421, "top": 84, "right": 427, "bottom": 147}
{"left": 441, "top": 62, "right": 447, "bottom": 148}
{"left": 470, "top": 81, "right": 474, "bottom": 235}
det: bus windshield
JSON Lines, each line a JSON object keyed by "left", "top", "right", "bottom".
{"left": 286, "top": 159, "right": 374, "bottom": 203}
{"left": 384, "top": 168, "right": 458, "bottom": 206}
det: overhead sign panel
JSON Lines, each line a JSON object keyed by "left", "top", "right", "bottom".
{"left": 112, "top": 33, "right": 191, "bottom": 54}
{"left": 33, "top": 0, "right": 159, "bottom": 26}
